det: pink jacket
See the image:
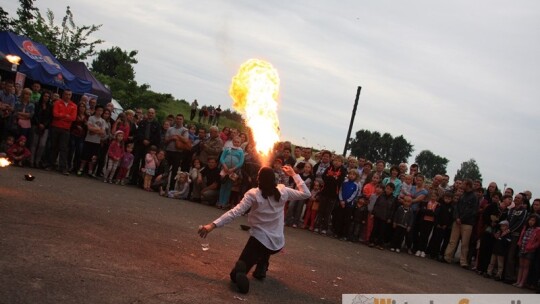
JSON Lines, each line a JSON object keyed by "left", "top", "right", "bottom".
{"left": 518, "top": 226, "right": 540, "bottom": 253}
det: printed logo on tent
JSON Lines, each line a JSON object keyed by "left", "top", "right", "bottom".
{"left": 22, "top": 40, "right": 43, "bottom": 60}
{"left": 54, "top": 73, "right": 65, "bottom": 85}
{"left": 21, "top": 40, "right": 61, "bottom": 69}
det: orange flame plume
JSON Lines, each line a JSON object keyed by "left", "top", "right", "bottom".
{"left": 230, "top": 59, "right": 280, "bottom": 165}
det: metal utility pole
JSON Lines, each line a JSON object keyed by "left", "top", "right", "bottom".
{"left": 342, "top": 86, "right": 361, "bottom": 157}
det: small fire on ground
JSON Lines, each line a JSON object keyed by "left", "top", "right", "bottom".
{"left": 0, "top": 157, "right": 10, "bottom": 167}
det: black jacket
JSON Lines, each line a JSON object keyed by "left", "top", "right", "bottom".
{"left": 454, "top": 190, "right": 479, "bottom": 225}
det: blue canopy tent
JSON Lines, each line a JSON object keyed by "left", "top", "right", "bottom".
{"left": 59, "top": 59, "right": 112, "bottom": 103}
{"left": 0, "top": 31, "right": 92, "bottom": 93}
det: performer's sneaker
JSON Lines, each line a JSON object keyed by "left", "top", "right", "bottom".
{"left": 232, "top": 261, "right": 249, "bottom": 294}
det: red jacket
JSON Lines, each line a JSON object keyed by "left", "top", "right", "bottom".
{"left": 51, "top": 99, "right": 77, "bottom": 130}
{"left": 518, "top": 226, "right": 540, "bottom": 253}
{"left": 107, "top": 141, "right": 125, "bottom": 161}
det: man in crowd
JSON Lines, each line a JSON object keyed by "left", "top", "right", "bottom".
{"left": 198, "top": 126, "right": 223, "bottom": 166}
{"left": 444, "top": 179, "right": 479, "bottom": 268}
{"left": 165, "top": 114, "right": 191, "bottom": 190}
{"left": 48, "top": 89, "right": 77, "bottom": 175}
{"left": 200, "top": 157, "right": 220, "bottom": 205}
{"left": 131, "top": 108, "right": 161, "bottom": 186}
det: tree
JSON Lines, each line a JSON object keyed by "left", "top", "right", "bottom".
{"left": 415, "top": 150, "right": 449, "bottom": 179}
{"left": 9, "top": 1, "right": 104, "bottom": 61}
{"left": 388, "top": 135, "right": 414, "bottom": 165}
{"left": 349, "top": 129, "right": 414, "bottom": 165}
{"left": 454, "top": 159, "right": 483, "bottom": 182}
{"left": 91, "top": 47, "right": 138, "bottom": 82}
{"left": 0, "top": 7, "right": 13, "bottom": 31}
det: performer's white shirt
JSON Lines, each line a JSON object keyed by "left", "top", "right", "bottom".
{"left": 213, "top": 174, "right": 311, "bottom": 251}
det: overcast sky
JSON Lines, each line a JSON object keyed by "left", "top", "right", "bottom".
{"left": 5, "top": 0, "right": 540, "bottom": 197}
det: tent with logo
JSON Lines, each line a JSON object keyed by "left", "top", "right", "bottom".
{"left": 59, "top": 59, "right": 112, "bottom": 103}
{"left": 0, "top": 31, "right": 91, "bottom": 93}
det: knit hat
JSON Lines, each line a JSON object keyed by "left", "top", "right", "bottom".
{"left": 499, "top": 220, "right": 509, "bottom": 226}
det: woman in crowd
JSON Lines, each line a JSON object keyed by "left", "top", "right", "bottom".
{"left": 68, "top": 102, "right": 88, "bottom": 172}
{"left": 14, "top": 88, "right": 34, "bottom": 145}
{"left": 217, "top": 136, "right": 244, "bottom": 209}
{"left": 30, "top": 90, "right": 52, "bottom": 168}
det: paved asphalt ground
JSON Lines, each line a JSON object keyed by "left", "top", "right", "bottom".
{"left": 0, "top": 166, "right": 535, "bottom": 304}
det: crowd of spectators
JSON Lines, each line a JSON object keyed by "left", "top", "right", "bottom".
{"left": 1, "top": 81, "right": 539, "bottom": 292}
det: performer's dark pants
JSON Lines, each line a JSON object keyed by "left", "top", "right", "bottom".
{"left": 229, "top": 236, "right": 281, "bottom": 281}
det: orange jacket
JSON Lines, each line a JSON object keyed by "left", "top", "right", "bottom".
{"left": 51, "top": 99, "right": 77, "bottom": 130}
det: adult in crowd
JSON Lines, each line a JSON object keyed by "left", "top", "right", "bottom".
{"left": 504, "top": 193, "right": 529, "bottom": 283}
{"left": 444, "top": 179, "right": 479, "bottom": 268}
{"left": 217, "top": 136, "right": 245, "bottom": 209}
{"left": 313, "top": 150, "right": 332, "bottom": 179}
{"left": 14, "top": 88, "right": 35, "bottom": 146}
{"left": 47, "top": 89, "right": 77, "bottom": 175}
{"left": 214, "top": 105, "right": 222, "bottom": 126}
{"left": 165, "top": 114, "right": 191, "bottom": 190}
{"left": 200, "top": 157, "right": 221, "bottom": 205}
{"left": 68, "top": 102, "right": 88, "bottom": 172}
{"left": 190, "top": 99, "right": 198, "bottom": 121}
{"left": 30, "top": 90, "right": 52, "bottom": 168}
{"left": 198, "top": 126, "right": 223, "bottom": 165}
{"left": 131, "top": 108, "right": 161, "bottom": 186}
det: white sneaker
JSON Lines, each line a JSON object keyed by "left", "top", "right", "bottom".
{"left": 420, "top": 251, "right": 426, "bottom": 258}
{"left": 314, "top": 228, "right": 319, "bottom": 233}
{"left": 390, "top": 248, "right": 395, "bottom": 252}
{"left": 415, "top": 250, "right": 421, "bottom": 257}
{"left": 396, "top": 249, "right": 400, "bottom": 253}
{"left": 321, "top": 230, "right": 327, "bottom": 235}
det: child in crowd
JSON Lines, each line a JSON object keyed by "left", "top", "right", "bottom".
{"left": 514, "top": 214, "right": 540, "bottom": 288}
{"left": 366, "top": 181, "right": 383, "bottom": 242}
{"left": 485, "top": 220, "right": 512, "bottom": 280}
{"left": 168, "top": 171, "right": 190, "bottom": 199}
{"left": 399, "top": 174, "right": 413, "bottom": 203}
{"left": 390, "top": 195, "right": 414, "bottom": 252}
{"left": 78, "top": 105, "right": 105, "bottom": 177}
{"left": 189, "top": 158, "right": 204, "bottom": 202}
{"left": 7, "top": 135, "right": 31, "bottom": 166}
{"left": 272, "top": 158, "right": 288, "bottom": 185}
{"left": 415, "top": 191, "right": 440, "bottom": 258}
{"left": 333, "top": 169, "right": 360, "bottom": 240}
{"left": 427, "top": 191, "right": 454, "bottom": 260}
{"left": 103, "top": 130, "right": 125, "bottom": 183}
{"left": 143, "top": 145, "right": 158, "bottom": 191}
{"left": 352, "top": 196, "right": 369, "bottom": 243}
{"left": 0, "top": 135, "right": 14, "bottom": 157}
{"left": 285, "top": 162, "right": 307, "bottom": 227}
{"left": 303, "top": 178, "right": 323, "bottom": 231}
{"left": 116, "top": 143, "right": 134, "bottom": 185}
{"left": 369, "top": 183, "right": 395, "bottom": 250}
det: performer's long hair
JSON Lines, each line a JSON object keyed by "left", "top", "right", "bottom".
{"left": 257, "top": 167, "right": 281, "bottom": 201}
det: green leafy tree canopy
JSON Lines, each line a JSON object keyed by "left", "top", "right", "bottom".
{"left": 349, "top": 129, "right": 414, "bottom": 165}
{"left": 7, "top": 0, "right": 104, "bottom": 61}
{"left": 454, "top": 158, "right": 483, "bottom": 182}
{"left": 415, "top": 150, "right": 449, "bottom": 179}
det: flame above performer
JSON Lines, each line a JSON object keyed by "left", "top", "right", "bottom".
{"left": 230, "top": 59, "right": 280, "bottom": 165}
